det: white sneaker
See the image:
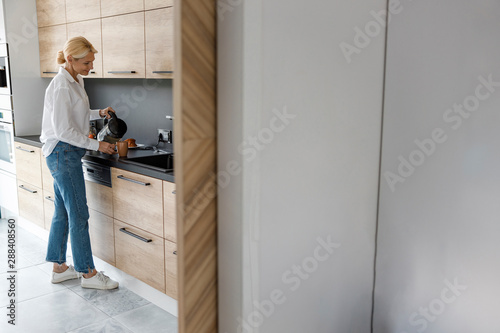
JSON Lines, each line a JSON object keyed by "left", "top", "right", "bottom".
{"left": 51, "top": 265, "right": 81, "bottom": 284}
{"left": 81, "top": 271, "right": 119, "bottom": 290}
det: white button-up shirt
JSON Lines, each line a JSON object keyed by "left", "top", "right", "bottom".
{"left": 40, "top": 67, "right": 101, "bottom": 157}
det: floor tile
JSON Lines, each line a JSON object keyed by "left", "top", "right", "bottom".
{"left": 113, "top": 303, "right": 178, "bottom": 333}
{"left": 0, "top": 265, "right": 67, "bottom": 307}
{"left": 68, "top": 318, "right": 134, "bottom": 333}
{"left": 0, "top": 289, "right": 109, "bottom": 333}
{"left": 71, "top": 286, "right": 150, "bottom": 317}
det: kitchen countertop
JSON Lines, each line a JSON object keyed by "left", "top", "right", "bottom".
{"left": 14, "top": 136, "right": 175, "bottom": 183}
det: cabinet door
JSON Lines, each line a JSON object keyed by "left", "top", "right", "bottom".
{"left": 43, "top": 190, "right": 55, "bottom": 231}
{"left": 102, "top": 12, "right": 145, "bottom": 78}
{"left": 145, "top": 7, "right": 174, "bottom": 79}
{"left": 163, "top": 181, "right": 176, "bottom": 242}
{"left": 14, "top": 144, "right": 42, "bottom": 188}
{"left": 100, "top": 0, "right": 143, "bottom": 17}
{"left": 65, "top": 0, "right": 101, "bottom": 23}
{"left": 38, "top": 25, "right": 67, "bottom": 77}
{"left": 145, "top": 0, "right": 173, "bottom": 10}
{"left": 89, "top": 209, "right": 115, "bottom": 266}
{"left": 36, "top": 0, "right": 66, "bottom": 27}
{"left": 85, "top": 180, "right": 113, "bottom": 217}
{"left": 111, "top": 168, "right": 163, "bottom": 236}
{"left": 41, "top": 155, "right": 54, "bottom": 192}
{"left": 67, "top": 19, "right": 103, "bottom": 78}
{"left": 115, "top": 220, "right": 165, "bottom": 292}
{"left": 165, "top": 239, "right": 177, "bottom": 299}
{"left": 17, "top": 181, "right": 44, "bottom": 228}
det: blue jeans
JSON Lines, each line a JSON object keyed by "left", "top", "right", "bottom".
{"left": 45, "top": 142, "right": 95, "bottom": 273}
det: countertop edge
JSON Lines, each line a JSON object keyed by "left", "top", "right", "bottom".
{"left": 14, "top": 136, "right": 175, "bottom": 183}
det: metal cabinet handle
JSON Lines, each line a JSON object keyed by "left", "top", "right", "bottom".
{"left": 119, "top": 228, "right": 152, "bottom": 243}
{"left": 117, "top": 175, "right": 150, "bottom": 186}
{"left": 108, "top": 71, "right": 136, "bottom": 74}
{"left": 173, "top": 251, "right": 177, "bottom": 255}
{"left": 152, "top": 71, "right": 173, "bottom": 74}
{"left": 42, "top": 71, "right": 58, "bottom": 74}
{"left": 172, "top": 190, "right": 176, "bottom": 194}
{"left": 16, "top": 146, "right": 34, "bottom": 153}
{"left": 45, "top": 196, "right": 55, "bottom": 202}
{"left": 19, "top": 185, "right": 37, "bottom": 193}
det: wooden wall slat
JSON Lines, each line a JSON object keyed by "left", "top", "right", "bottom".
{"left": 175, "top": 0, "right": 217, "bottom": 332}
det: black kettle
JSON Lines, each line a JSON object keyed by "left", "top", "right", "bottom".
{"left": 97, "top": 112, "right": 128, "bottom": 144}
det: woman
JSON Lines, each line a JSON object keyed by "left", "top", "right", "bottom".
{"left": 40, "top": 36, "right": 118, "bottom": 289}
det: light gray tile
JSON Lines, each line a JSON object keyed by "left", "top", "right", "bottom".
{"left": 68, "top": 318, "right": 134, "bottom": 333}
{"left": 0, "top": 289, "right": 109, "bottom": 333}
{"left": 0, "top": 265, "right": 67, "bottom": 307}
{"left": 72, "top": 287, "right": 150, "bottom": 317}
{"left": 113, "top": 303, "right": 178, "bottom": 333}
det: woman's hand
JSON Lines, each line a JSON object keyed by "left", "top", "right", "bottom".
{"left": 98, "top": 141, "right": 116, "bottom": 155}
{"left": 99, "top": 107, "right": 116, "bottom": 119}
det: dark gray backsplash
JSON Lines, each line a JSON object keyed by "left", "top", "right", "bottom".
{"left": 85, "top": 78, "right": 173, "bottom": 147}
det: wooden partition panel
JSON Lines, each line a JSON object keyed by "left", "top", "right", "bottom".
{"left": 174, "top": 1, "right": 217, "bottom": 332}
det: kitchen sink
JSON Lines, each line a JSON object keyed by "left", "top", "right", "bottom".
{"left": 122, "top": 153, "right": 174, "bottom": 172}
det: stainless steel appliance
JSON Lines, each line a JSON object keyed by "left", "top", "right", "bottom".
{"left": 0, "top": 109, "right": 14, "bottom": 174}
{"left": 82, "top": 160, "right": 112, "bottom": 187}
{"left": 0, "top": 43, "right": 11, "bottom": 95}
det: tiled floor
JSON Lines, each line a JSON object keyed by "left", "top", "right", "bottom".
{"left": 0, "top": 218, "right": 178, "bottom": 333}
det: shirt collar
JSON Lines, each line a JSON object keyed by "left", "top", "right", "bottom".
{"left": 59, "top": 66, "right": 82, "bottom": 84}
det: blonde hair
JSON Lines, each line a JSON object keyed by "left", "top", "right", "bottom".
{"left": 57, "top": 36, "right": 98, "bottom": 65}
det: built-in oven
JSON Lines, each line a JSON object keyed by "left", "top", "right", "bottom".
{"left": 0, "top": 109, "right": 14, "bottom": 174}
{"left": 0, "top": 43, "right": 11, "bottom": 95}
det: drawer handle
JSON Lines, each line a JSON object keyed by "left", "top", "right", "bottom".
{"left": 152, "top": 71, "right": 173, "bottom": 74}
{"left": 16, "top": 146, "right": 35, "bottom": 153}
{"left": 42, "top": 71, "right": 58, "bottom": 74}
{"left": 19, "top": 185, "right": 37, "bottom": 193}
{"left": 172, "top": 190, "right": 176, "bottom": 194}
{"left": 117, "top": 175, "right": 150, "bottom": 186}
{"left": 108, "top": 71, "right": 136, "bottom": 74}
{"left": 119, "top": 228, "right": 152, "bottom": 243}
{"left": 45, "top": 196, "right": 55, "bottom": 202}
{"left": 173, "top": 251, "right": 177, "bottom": 255}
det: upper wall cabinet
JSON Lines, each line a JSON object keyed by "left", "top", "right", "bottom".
{"left": 65, "top": 0, "right": 101, "bottom": 23}
{"left": 36, "top": 0, "right": 66, "bottom": 27}
{"left": 67, "top": 19, "right": 103, "bottom": 78}
{"left": 102, "top": 12, "right": 145, "bottom": 78}
{"left": 38, "top": 25, "right": 67, "bottom": 77}
{"left": 145, "top": 0, "right": 174, "bottom": 10}
{"left": 145, "top": 7, "right": 174, "bottom": 79}
{"left": 36, "top": 0, "right": 174, "bottom": 79}
{"left": 100, "top": 0, "right": 144, "bottom": 17}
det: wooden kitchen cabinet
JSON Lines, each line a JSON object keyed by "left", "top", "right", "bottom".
{"left": 100, "top": 0, "right": 143, "bottom": 18}
{"left": 17, "top": 180, "right": 44, "bottom": 228}
{"left": 145, "top": 7, "right": 174, "bottom": 79}
{"left": 88, "top": 209, "right": 115, "bottom": 265}
{"left": 111, "top": 168, "right": 163, "bottom": 236}
{"left": 41, "top": 155, "right": 54, "bottom": 192}
{"left": 163, "top": 180, "right": 176, "bottom": 242}
{"left": 36, "top": 0, "right": 66, "bottom": 27}
{"left": 65, "top": 0, "right": 101, "bottom": 23}
{"left": 43, "top": 190, "right": 55, "bottom": 230}
{"left": 15, "top": 143, "right": 43, "bottom": 188}
{"left": 114, "top": 219, "right": 166, "bottom": 292}
{"left": 85, "top": 180, "right": 113, "bottom": 218}
{"left": 38, "top": 24, "right": 67, "bottom": 77}
{"left": 67, "top": 19, "right": 103, "bottom": 78}
{"left": 102, "top": 12, "right": 145, "bottom": 78}
{"left": 165, "top": 239, "right": 178, "bottom": 299}
{"left": 145, "top": 0, "right": 173, "bottom": 11}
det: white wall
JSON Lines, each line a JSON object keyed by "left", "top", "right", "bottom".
{"left": 374, "top": 0, "right": 500, "bottom": 332}
{"left": 5, "top": 0, "right": 49, "bottom": 136}
{"left": 218, "top": 0, "right": 387, "bottom": 332}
